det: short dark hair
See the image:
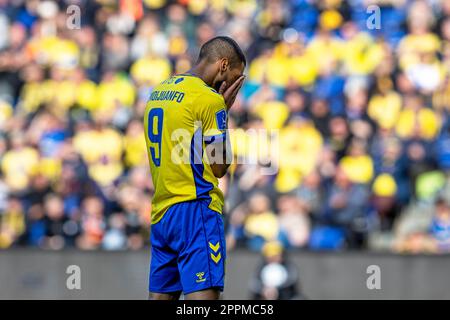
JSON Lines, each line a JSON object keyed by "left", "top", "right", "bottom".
{"left": 197, "top": 36, "right": 246, "bottom": 68}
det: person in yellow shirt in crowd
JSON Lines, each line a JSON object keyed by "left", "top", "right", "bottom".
{"left": 395, "top": 94, "right": 440, "bottom": 140}
{"left": 339, "top": 139, "right": 374, "bottom": 185}
{"left": 123, "top": 119, "right": 148, "bottom": 169}
{"left": 1, "top": 133, "right": 40, "bottom": 192}
{"left": 95, "top": 71, "right": 136, "bottom": 116}
{"left": 306, "top": 10, "right": 345, "bottom": 68}
{"left": 17, "top": 63, "right": 46, "bottom": 115}
{"left": 248, "top": 46, "right": 291, "bottom": 88}
{"left": 73, "top": 115, "right": 124, "bottom": 187}
{"left": 371, "top": 173, "right": 399, "bottom": 231}
{"left": 398, "top": 1, "right": 441, "bottom": 72}
{"left": 243, "top": 193, "right": 280, "bottom": 251}
{"left": 0, "top": 197, "right": 25, "bottom": 249}
{"left": 368, "top": 77, "right": 403, "bottom": 130}
{"left": 276, "top": 117, "right": 323, "bottom": 193}
{"left": 3, "top": 0, "right": 450, "bottom": 256}
{"left": 130, "top": 54, "right": 172, "bottom": 87}
{"left": 341, "top": 21, "right": 384, "bottom": 76}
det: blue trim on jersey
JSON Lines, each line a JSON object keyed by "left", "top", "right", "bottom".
{"left": 190, "top": 129, "right": 214, "bottom": 202}
{"left": 204, "top": 132, "right": 226, "bottom": 145}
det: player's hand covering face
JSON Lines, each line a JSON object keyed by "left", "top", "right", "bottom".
{"left": 215, "top": 60, "right": 245, "bottom": 110}
{"left": 219, "top": 74, "right": 245, "bottom": 110}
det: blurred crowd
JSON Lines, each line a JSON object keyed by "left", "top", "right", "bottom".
{"left": 1, "top": 0, "right": 450, "bottom": 254}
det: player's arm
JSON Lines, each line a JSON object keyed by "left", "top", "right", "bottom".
{"left": 207, "top": 75, "right": 245, "bottom": 177}
{"left": 207, "top": 136, "right": 231, "bottom": 178}
{"left": 195, "top": 93, "right": 231, "bottom": 178}
{"left": 195, "top": 76, "right": 245, "bottom": 178}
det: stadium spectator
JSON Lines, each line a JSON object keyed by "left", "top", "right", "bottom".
{"left": 0, "top": 0, "right": 450, "bottom": 254}
{"left": 249, "top": 241, "right": 302, "bottom": 300}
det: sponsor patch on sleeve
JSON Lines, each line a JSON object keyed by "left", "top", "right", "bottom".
{"left": 215, "top": 109, "right": 227, "bottom": 131}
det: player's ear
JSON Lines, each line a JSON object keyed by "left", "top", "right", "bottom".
{"left": 219, "top": 58, "right": 229, "bottom": 74}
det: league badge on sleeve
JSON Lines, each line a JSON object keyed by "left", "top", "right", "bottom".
{"left": 216, "top": 109, "right": 227, "bottom": 131}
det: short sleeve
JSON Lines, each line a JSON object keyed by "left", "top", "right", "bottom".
{"left": 194, "top": 92, "right": 228, "bottom": 144}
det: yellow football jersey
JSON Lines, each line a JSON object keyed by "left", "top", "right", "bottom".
{"left": 144, "top": 74, "right": 227, "bottom": 224}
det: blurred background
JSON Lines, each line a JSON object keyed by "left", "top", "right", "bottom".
{"left": 1, "top": 0, "right": 450, "bottom": 299}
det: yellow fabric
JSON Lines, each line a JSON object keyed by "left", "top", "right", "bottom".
{"left": 0, "top": 211, "right": 25, "bottom": 249}
{"left": 368, "top": 91, "right": 402, "bottom": 129}
{"left": 339, "top": 155, "right": 374, "bottom": 184}
{"left": 396, "top": 108, "right": 440, "bottom": 140}
{"left": 1, "top": 147, "right": 40, "bottom": 190}
{"left": 38, "top": 158, "right": 62, "bottom": 180}
{"left": 96, "top": 75, "right": 136, "bottom": 113}
{"left": 229, "top": 128, "right": 271, "bottom": 162}
{"left": 253, "top": 101, "right": 289, "bottom": 130}
{"left": 319, "top": 10, "right": 343, "bottom": 30}
{"left": 73, "top": 128, "right": 124, "bottom": 186}
{"left": 50, "top": 80, "right": 78, "bottom": 114}
{"left": 130, "top": 56, "right": 172, "bottom": 86}
{"left": 342, "top": 33, "right": 384, "bottom": 75}
{"left": 306, "top": 35, "right": 344, "bottom": 66}
{"left": 187, "top": 0, "right": 208, "bottom": 14}
{"left": 275, "top": 167, "right": 302, "bottom": 193}
{"left": 77, "top": 80, "right": 98, "bottom": 111}
{"left": 278, "top": 123, "right": 323, "bottom": 174}
{"left": 124, "top": 132, "right": 148, "bottom": 167}
{"left": 244, "top": 211, "right": 279, "bottom": 240}
{"left": 289, "top": 53, "right": 318, "bottom": 86}
{"left": 28, "top": 36, "right": 79, "bottom": 68}
{"left": 398, "top": 33, "right": 441, "bottom": 70}
{"left": 275, "top": 123, "right": 322, "bottom": 192}
{"left": 19, "top": 82, "right": 46, "bottom": 114}
{"left": 230, "top": 128, "right": 249, "bottom": 158}
{"left": 0, "top": 100, "right": 13, "bottom": 126}
{"left": 143, "top": 0, "right": 166, "bottom": 9}
{"left": 248, "top": 55, "right": 290, "bottom": 87}
{"left": 168, "top": 35, "right": 189, "bottom": 57}
{"left": 144, "top": 75, "right": 226, "bottom": 224}
{"left": 225, "top": 0, "right": 257, "bottom": 14}
{"left": 373, "top": 173, "right": 397, "bottom": 197}
{"left": 262, "top": 241, "right": 283, "bottom": 257}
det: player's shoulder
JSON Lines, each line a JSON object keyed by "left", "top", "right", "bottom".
{"left": 175, "top": 74, "right": 223, "bottom": 99}
{"left": 193, "top": 84, "right": 224, "bottom": 107}
{"left": 196, "top": 87, "right": 224, "bottom": 106}
{"left": 154, "top": 74, "right": 224, "bottom": 107}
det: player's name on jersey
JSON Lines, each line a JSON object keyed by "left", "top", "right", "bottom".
{"left": 149, "top": 90, "right": 185, "bottom": 103}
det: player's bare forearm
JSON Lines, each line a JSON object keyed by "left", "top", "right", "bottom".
{"left": 208, "top": 137, "right": 232, "bottom": 178}
{"left": 211, "top": 163, "right": 230, "bottom": 178}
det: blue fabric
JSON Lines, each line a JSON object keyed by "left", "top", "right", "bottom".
{"left": 309, "top": 226, "right": 345, "bottom": 250}
{"left": 16, "top": 9, "right": 38, "bottom": 30}
{"left": 40, "top": 130, "right": 66, "bottom": 157}
{"left": 204, "top": 132, "right": 226, "bottom": 145}
{"left": 28, "top": 221, "right": 46, "bottom": 246}
{"left": 313, "top": 75, "right": 345, "bottom": 115}
{"left": 149, "top": 200, "right": 226, "bottom": 294}
{"left": 190, "top": 129, "right": 214, "bottom": 201}
{"left": 215, "top": 110, "right": 227, "bottom": 131}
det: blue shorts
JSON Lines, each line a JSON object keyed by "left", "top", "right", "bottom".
{"left": 149, "top": 200, "right": 226, "bottom": 295}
